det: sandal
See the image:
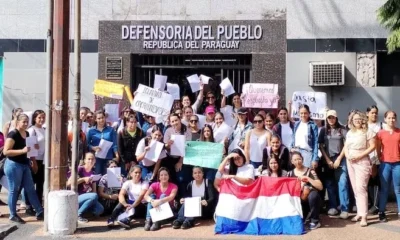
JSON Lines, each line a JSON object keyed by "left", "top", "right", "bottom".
{"left": 351, "top": 216, "right": 361, "bottom": 222}
{"left": 360, "top": 220, "right": 368, "bottom": 227}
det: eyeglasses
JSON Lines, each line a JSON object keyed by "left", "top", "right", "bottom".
{"left": 207, "top": 96, "right": 215, "bottom": 99}
{"left": 253, "top": 120, "right": 263, "bottom": 124}
{"left": 190, "top": 120, "right": 198, "bottom": 123}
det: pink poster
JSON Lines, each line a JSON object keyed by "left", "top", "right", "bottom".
{"left": 241, "top": 83, "right": 279, "bottom": 108}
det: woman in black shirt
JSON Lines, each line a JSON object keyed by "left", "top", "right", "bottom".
{"left": 3, "top": 113, "right": 44, "bottom": 224}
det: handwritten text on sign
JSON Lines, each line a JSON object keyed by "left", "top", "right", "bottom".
{"left": 93, "top": 79, "right": 125, "bottom": 99}
{"left": 242, "top": 83, "right": 279, "bottom": 108}
{"left": 132, "top": 84, "right": 174, "bottom": 118}
{"left": 184, "top": 141, "right": 224, "bottom": 169}
{"left": 291, "top": 91, "right": 327, "bottom": 120}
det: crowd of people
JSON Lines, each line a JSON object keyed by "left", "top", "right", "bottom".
{"left": 1, "top": 84, "right": 400, "bottom": 234}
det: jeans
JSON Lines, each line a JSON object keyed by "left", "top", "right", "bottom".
{"left": 324, "top": 157, "right": 350, "bottom": 212}
{"left": 23, "top": 160, "right": 45, "bottom": 207}
{"left": 78, "top": 192, "right": 104, "bottom": 217}
{"left": 94, "top": 158, "right": 110, "bottom": 175}
{"left": 298, "top": 149, "right": 313, "bottom": 168}
{"left": 378, "top": 162, "right": 400, "bottom": 213}
{"left": 250, "top": 161, "right": 262, "bottom": 169}
{"left": 110, "top": 200, "right": 147, "bottom": 221}
{"left": 302, "top": 190, "right": 321, "bottom": 223}
{"left": 140, "top": 163, "right": 155, "bottom": 181}
{"left": 146, "top": 193, "right": 172, "bottom": 221}
{"left": 176, "top": 164, "right": 193, "bottom": 198}
{"left": 176, "top": 202, "right": 214, "bottom": 223}
{"left": 4, "top": 159, "right": 44, "bottom": 218}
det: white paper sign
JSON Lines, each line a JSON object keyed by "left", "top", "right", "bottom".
{"left": 166, "top": 83, "right": 180, "bottom": 100}
{"left": 187, "top": 74, "right": 201, "bottom": 93}
{"left": 82, "top": 121, "right": 89, "bottom": 134}
{"left": 196, "top": 114, "right": 206, "bottom": 128}
{"left": 220, "top": 106, "right": 237, "bottom": 127}
{"left": 132, "top": 84, "right": 174, "bottom": 119}
{"left": 184, "top": 197, "right": 202, "bottom": 217}
{"left": 149, "top": 202, "right": 174, "bottom": 222}
{"left": 144, "top": 140, "right": 164, "bottom": 162}
{"left": 170, "top": 135, "right": 186, "bottom": 157}
{"left": 214, "top": 122, "right": 233, "bottom": 143}
{"left": 117, "top": 208, "right": 135, "bottom": 221}
{"left": 154, "top": 74, "right": 167, "bottom": 91}
{"left": 107, "top": 167, "right": 122, "bottom": 188}
{"left": 26, "top": 136, "right": 38, "bottom": 158}
{"left": 95, "top": 139, "right": 113, "bottom": 159}
{"left": 91, "top": 174, "right": 102, "bottom": 182}
{"left": 291, "top": 91, "right": 328, "bottom": 120}
{"left": 24, "top": 111, "right": 33, "bottom": 127}
{"left": 105, "top": 104, "right": 119, "bottom": 123}
{"left": 200, "top": 74, "right": 211, "bottom": 84}
{"left": 220, "top": 78, "right": 235, "bottom": 96}
{"left": 241, "top": 83, "right": 280, "bottom": 108}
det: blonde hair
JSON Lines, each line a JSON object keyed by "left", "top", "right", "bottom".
{"left": 348, "top": 111, "right": 368, "bottom": 132}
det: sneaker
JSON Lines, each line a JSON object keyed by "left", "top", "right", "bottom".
{"left": 78, "top": 216, "right": 89, "bottom": 224}
{"left": 172, "top": 220, "right": 183, "bottom": 229}
{"left": 107, "top": 218, "right": 114, "bottom": 227}
{"left": 25, "top": 208, "right": 36, "bottom": 217}
{"left": 309, "top": 222, "right": 321, "bottom": 230}
{"left": 10, "top": 215, "right": 26, "bottom": 224}
{"left": 378, "top": 212, "right": 388, "bottom": 222}
{"left": 181, "top": 221, "right": 192, "bottom": 230}
{"left": 150, "top": 222, "right": 160, "bottom": 231}
{"left": 117, "top": 218, "right": 131, "bottom": 229}
{"left": 144, "top": 219, "right": 152, "bottom": 231}
{"left": 36, "top": 212, "right": 44, "bottom": 221}
{"left": 339, "top": 211, "right": 349, "bottom": 219}
{"left": 327, "top": 208, "right": 339, "bottom": 216}
{"left": 368, "top": 206, "right": 379, "bottom": 215}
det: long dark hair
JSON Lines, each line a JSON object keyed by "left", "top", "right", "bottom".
{"left": 299, "top": 104, "right": 311, "bottom": 121}
{"left": 31, "top": 110, "right": 45, "bottom": 126}
{"left": 266, "top": 155, "right": 283, "bottom": 177}
{"left": 200, "top": 125, "right": 215, "bottom": 142}
{"left": 169, "top": 113, "right": 187, "bottom": 135}
{"left": 157, "top": 167, "right": 170, "bottom": 182}
{"left": 228, "top": 148, "right": 246, "bottom": 175}
{"left": 326, "top": 116, "right": 342, "bottom": 135}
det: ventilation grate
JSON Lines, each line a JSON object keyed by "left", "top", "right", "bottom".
{"left": 309, "top": 62, "right": 345, "bottom": 86}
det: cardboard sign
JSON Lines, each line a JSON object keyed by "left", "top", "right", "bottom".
{"left": 93, "top": 79, "right": 125, "bottom": 99}
{"left": 291, "top": 91, "right": 327, "bottom": 120}
{"left": 131, "top": 84, "right": 174, "bottom": 119}
{"left": 242, "top": 83, "right": 279, "bottom": 108}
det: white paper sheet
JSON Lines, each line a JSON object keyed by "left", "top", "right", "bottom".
{"left": 95, "top": 139, "right": 113, "bottom": 159}
{"left": 166, "top": 83, "right": 180, "bottom": 100}
{"left": 154, "top": 74, "right": 168, "bottom": 91}
{"left": 117, "top": 208, "right": 135, "bottom": 221}
{"left": 200, "top": 74, "right": 211, "bottom": 84}
{"left": 81, "top": 121, "right": 89, "bottom": 134}
{"left": 26, "top": 136, "right": 38, "bottom": 158}
{"left": 220, "top": 106, "right": 237, "bottom": 127}
{"left": 144, "top": 140, "right": 164, "bottom": 162}
{"left": 170, "top": 135, "right": 186, "bottom": 157}
{"left": 214, "top": 122, "right": 233, "bottom": 143}
{"left": 107, "top": 167, "right": 122, "bottom": 188}
{"left": 91, "top": 174, "right": 102, "bottom": 182}
{"left": 105, "top": 104, "right": 119, "bottom": 123}
{"left": 184, "top": 197, "right": 202, "bottom": 217}
{"left": 220, "top": 78, "right": 235, "bottom": 97}
{"left": 196, "top": 114, "right": 206, "bottom": 128}
{"left": 149, "top": 202, "right": 174, "bottom": 222}
{"left": 187, "top": 74, "right": 201, "bottom": 93}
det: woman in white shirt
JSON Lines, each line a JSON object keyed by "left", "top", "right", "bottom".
{"left": 272, "top": 107, "right": 294, "bottom": 148}
{"left": 23, "top": 110, "right": 46, "bottom": 214}
{"left": 244, "top": 114, "right": 271, "bottom": 168}
{"left": 213, "top": 112, "right": 232, "bottom": 146}
{"left": 214, "top": 148, "right": 255, "bottom": 192}
{"left": 107, "top": 165, "right": 149, "bottom": 229}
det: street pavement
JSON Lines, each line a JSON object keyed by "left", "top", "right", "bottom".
{"left": 1, "top": 191, "right": 400, "bottom": 240}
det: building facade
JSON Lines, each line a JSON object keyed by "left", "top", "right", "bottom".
{"left": 0, "top": 0, "right": 398, "bottom": 124}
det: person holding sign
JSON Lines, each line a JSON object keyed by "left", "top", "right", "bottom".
{"left": 291, "top": 104, "right": 319, "bottom": 169}
{"left": 87, "top": 110, "right": 119, "bottom": 175}
{"left": 221, "top": 92, "right": 242, "bottom": 115}
{"left": 200, "top": 91, "right": 220, "bottom": 114}
{"left": 144, "top": 167, "right": 178, "bottom": 231}
{"left": 199, "top": 125, "right": 219, "bottom": 181}
{"left": 107, "top": 165, "right": 149, "bottom": 229}
{"left": 244, "top": 114, "right": 272, "bottom": 168}
{"left": 228, "top": 108, "right": 252, "bottom": 152}
{"left": 3, "top": 113, "right": 44, "bottom": 224}
{"left": 272, "top": 107, "right": 294, "bottom": 149}
{"left": 140, "top": 114, "right": 164, "bottom": 137}
{"left": 172, "top": 166, "right": 216, "bottom": 230}
{"left": 213, "top": 112, "right": 232, "bottom": 147}
{"left": 181, "top": 85, "right": 204, "bottom": 114}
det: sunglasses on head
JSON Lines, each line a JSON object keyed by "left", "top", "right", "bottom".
{"left": 253, "top": 120, "right": 263, "bottom": 124}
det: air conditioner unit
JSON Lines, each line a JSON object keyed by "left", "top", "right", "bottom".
{"left": 309, "top": 61, "right": 345, "bottom": 86}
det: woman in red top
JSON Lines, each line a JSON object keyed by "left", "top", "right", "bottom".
{"left": 376, "top": 110, "right": 400, "bottom": 222}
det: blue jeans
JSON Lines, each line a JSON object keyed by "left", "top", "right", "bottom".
{"left": 250, "top": 161, "right": 262, "bottom": 169}
{"left": 204, "top": 168, "right": 217, "bottom": 181}
{"left": 334, "top": 159, "right": 350, "bottom": 212}
{"left": 298, "top": 149, "right": 313, "bottom": 168}
{"left": 140, "top": 163, "right": 155, "bottom": 181}
{"left": 78, "top": 192, "right": 104, "bottom": 217}
{"left": 378, "top": 162, "right": 400, "bottom": 213}
{"left": 94, "top": 158, "right": 109, "bottom": 175}
{"left": 146, "top": 193, "right": 167, "bottom": 220}
{"left": 4, "top": 159, "right": 44, "bottom": 218}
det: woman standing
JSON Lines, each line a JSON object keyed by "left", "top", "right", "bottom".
{"left": 3, "top": 108, "right": 23, "bottom": 136}
{"left": 228, "top": 108, "right": 252, "bottom": 152}
{"left": 344, "top": 111, "right": 376, "bottom": 227}
{"left": 213, "top": 112, "right": 232, "bottom": 145}
{"left": 144, "top": 167, "right": 178, "bottom": 231}
{"left": 181, "top": 85, "right": 204, "bottom": 114}
{"left": 87, "top": 110, "right": 119, "bottom": 175}
{"left": 244, "top": 114, "right": 271, "bottom": 168}
{"left": 291, "top": 104, "right": 319, "bottom": 169}
{"left": 288, "top": 152, "right": 323, "bottom": 230}
{"left": 376, "top": 111, "right": 400, "bottom": 222}
{"left": 3, "top": 113, "right": 44, "bottom": 223}
{"left": 264, "top": 113, "right": 275, "bottom": 133}
{"left": 272, "top": 107, "right": 294, "bottom": 148}
{"left": 221, "top": 93, "right": 242, "bottom": 114}
{"left": 188, "top": 115, "right": 201, "bottom": 141}
{"left": 263, "top": 134, "right": 290, "bottom": 171}
{"left": 319, "top": 110, "right": 349, "bottom": 219}
{"left": 181, "top": 106, "right": 194, "bottom": 126}
{"left": 199, "top": 125, "right": 219, "bottom": 181}
{"left": 141, "top": 114, "right": 164, "bottom": 137}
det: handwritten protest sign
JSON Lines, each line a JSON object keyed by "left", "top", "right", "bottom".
{"left": 131, "top": 84, "right": 174, "bottom": 119}
{"left": 291, "top": 91, "right": 327, "bottom": 120}
{"left": 93, "top": 79, "right": 125, "bottom": 99}
{"left": 184, "top": 141, "right": 224, "bottom": 169}
{"left": 242, "top": 83, "right": 279, "bottom": 108}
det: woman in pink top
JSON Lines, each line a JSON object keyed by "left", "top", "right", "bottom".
{"left": 144, "top": 167, "right": 178, "bottom": 231}
{"left": 376, "top": 110, "right": 400, "bottom": 222}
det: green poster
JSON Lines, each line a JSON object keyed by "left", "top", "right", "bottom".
{"left": 184, "top": 141, "right": 224, "bottom": 169}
